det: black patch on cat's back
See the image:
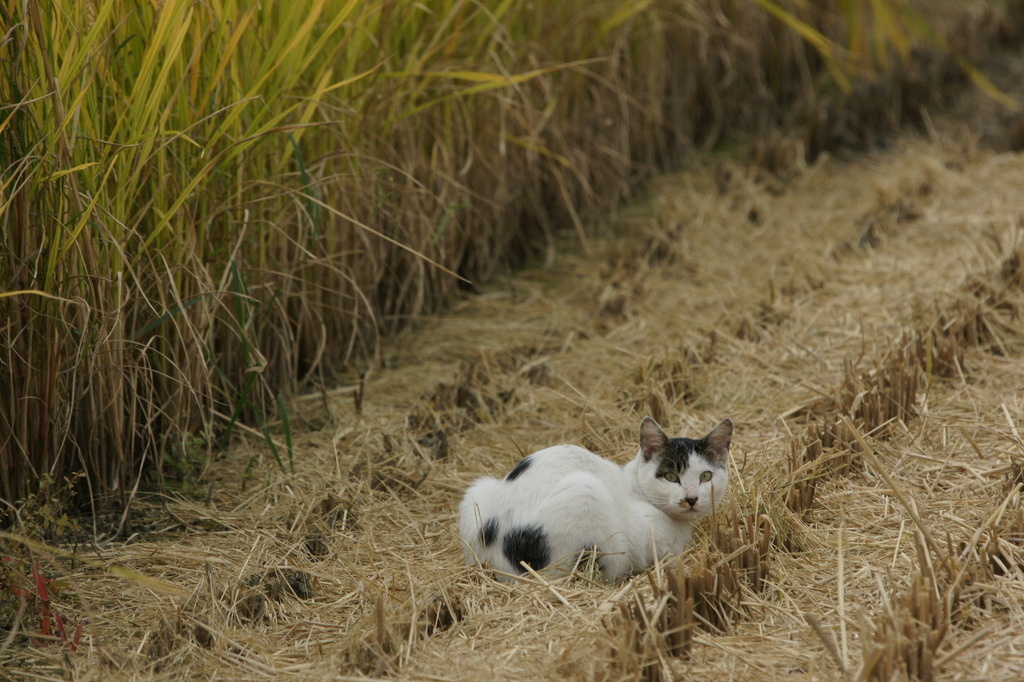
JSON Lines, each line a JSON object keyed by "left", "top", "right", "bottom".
{"left": 482, "top": 518, "right": 499, "bottom": 547}
{"left": 505, "top": 456, "right": 533, "bottom": 482}
{"left": 503, "top": 525, "right": 550, "bottom": 573}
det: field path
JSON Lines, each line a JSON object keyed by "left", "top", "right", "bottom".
{"left": 23, "top": 130, "right": 1024, "bottom": 680}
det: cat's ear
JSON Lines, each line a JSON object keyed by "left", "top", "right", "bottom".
{"left": 704, "top": 418, "right": 733, "bottom": 466}
{"left": 639, "top": 417, "right": 668, "bottom": 461}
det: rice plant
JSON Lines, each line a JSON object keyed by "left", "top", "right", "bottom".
{"left": 0, "top": 0, "right": 964, "bottom": 526}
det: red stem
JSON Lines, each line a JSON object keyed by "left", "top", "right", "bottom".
{"left": 71, "top": 622, "right": 83, "bottom": 652}
{"left": 31, "top": 561, "right": 49, "bottom": 602}
{"left": 53, "top": 610, "right": 67, "bottom": 642}
{"left": 32, "top": 562, "right": 51, "bottom": 637}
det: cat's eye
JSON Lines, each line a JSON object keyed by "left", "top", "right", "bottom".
{"left": 699, "top": 471, "right": 712, "bottom": 483}
{"left": 662, "top": 472, "right": 680, "bottom": 483}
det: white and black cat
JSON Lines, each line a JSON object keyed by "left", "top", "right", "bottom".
{"left": 458, "top": 417, "right": 732, "bottom": 583}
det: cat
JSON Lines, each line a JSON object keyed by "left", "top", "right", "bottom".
{"left": 458, "top": 416, "right": 732, "bottom": 583}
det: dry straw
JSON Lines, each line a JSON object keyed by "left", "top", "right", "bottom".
{"left": 3, "top": 1, "right": 1024, "bottom": 680}
{"left": 4, "top": 123, "right": 1021, "bottom": 677}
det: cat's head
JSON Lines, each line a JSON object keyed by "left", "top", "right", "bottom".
{"left": 635, "top": 416, "right": 732, "bottom": 521}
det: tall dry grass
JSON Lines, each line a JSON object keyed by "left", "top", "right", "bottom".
{"left": 0, "top": 0, "right": 972, "bottom": 527}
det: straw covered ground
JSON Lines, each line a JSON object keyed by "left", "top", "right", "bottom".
{"left": 7, "top": 119, "right": 1024, "bottom": 679}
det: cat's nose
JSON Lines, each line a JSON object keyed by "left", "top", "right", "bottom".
{"left": 684, "top": 496, "right": 698, "bottom": 508}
